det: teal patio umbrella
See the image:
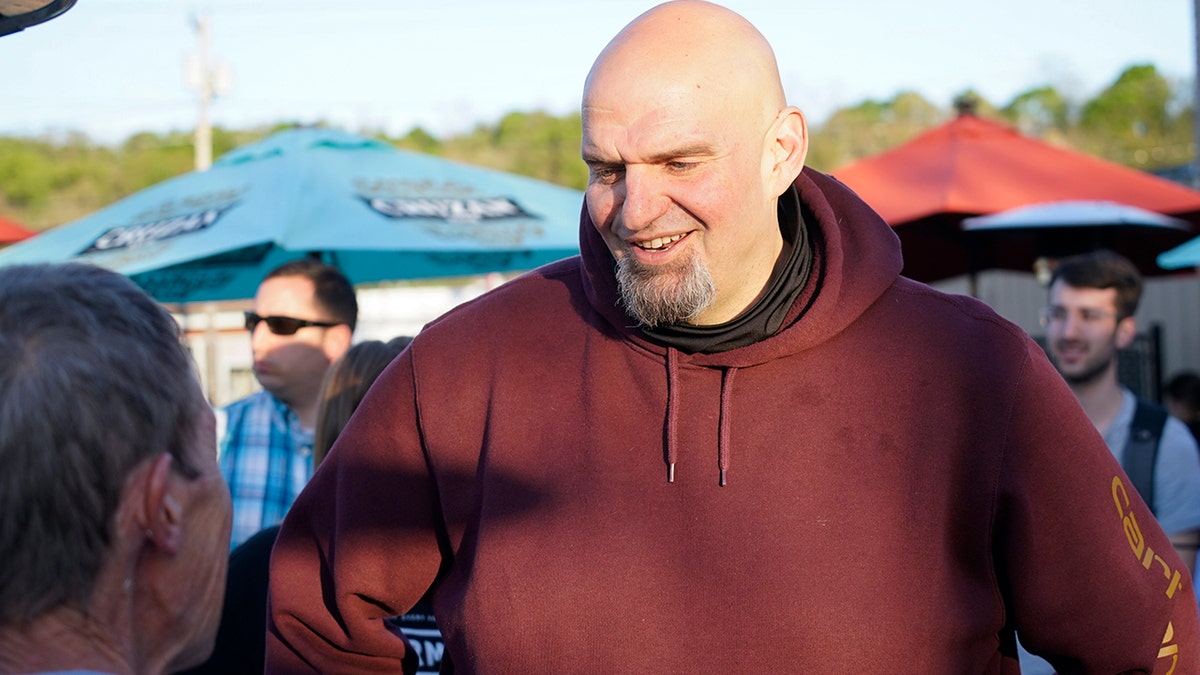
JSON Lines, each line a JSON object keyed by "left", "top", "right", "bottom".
{"left": 1159, "top": 234, "right": 1200, "bottom": 270}
{"left": 0, "top": 127, "right": 583, "bottom": 303}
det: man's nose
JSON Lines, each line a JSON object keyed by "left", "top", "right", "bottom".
{"left": 619, "top": 166, "right": 668, "bottom": 232}
{"left": 249, "top": 322, "right": 274, "bottom": 351}
{"left": 1059, "top": 312, "right": 1086, "bottom": 338}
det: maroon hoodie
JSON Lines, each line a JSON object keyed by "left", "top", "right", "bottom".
{"left": 267, "top": 168, "right": 1200, "bottom": 673}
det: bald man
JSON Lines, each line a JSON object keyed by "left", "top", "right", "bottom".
{"left": 266, "top": 2, "right": 1200, "bottom": 672}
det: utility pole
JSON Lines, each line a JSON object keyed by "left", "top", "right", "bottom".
{"left": 184, "top": 14, "right": 231, "bottom": 404}
{"left": 186, "top": 14, "right": 231, "bottom": 171}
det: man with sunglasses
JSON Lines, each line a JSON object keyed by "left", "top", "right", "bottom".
{"left": 218, "top": 258, "right": 357, "bottom": 548}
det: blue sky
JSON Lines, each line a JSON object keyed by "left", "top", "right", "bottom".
{"left": 0, "top": 0, "right": 1194, "bottom": 145}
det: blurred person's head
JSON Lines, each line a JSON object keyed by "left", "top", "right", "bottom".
{"left": 581, "top": 0, "right": 808, "bottom": 328}
{"left": 313, "top": 336, "right": 412, "bottom": 466}
{"left": 0, "top": 262, "right": 232, "bottom": 674}
{"left": 1043, "top": 249, "right": 1142, "bottom": 388}
{"left": 247, "top": 258, "right": 357, "bottom": 415}
{"left": 1164, "top": 371, "right": 1200, "bottom": 424}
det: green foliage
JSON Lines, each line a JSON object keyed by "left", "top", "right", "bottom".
{"left": 807, "top": 91, "right": 943, "bottom": 171}
{"left": 394, "top": 126, "right": 443, "bottom": 155}
{"left": 436, "top": 111, "right": 587, "bottom": 190}
{"left": 0, "top": 136, "right": 120, "bottom": 228}
{"left": 1, "top": 63, "right": 1194, "bottom": 232}
{"left": 1002, "top": 86, "right": 1071, "bottom": 136}
{"left": 1075, "top": 64, "right": 1189, "bottom": 169}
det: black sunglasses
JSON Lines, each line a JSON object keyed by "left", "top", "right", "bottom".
{"left": 244, "top": 311, "right": 341, "bottom": 336}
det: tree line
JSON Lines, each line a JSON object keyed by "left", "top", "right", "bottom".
{"left": 0, "top": 63, "right": 1192, "bottom": 232}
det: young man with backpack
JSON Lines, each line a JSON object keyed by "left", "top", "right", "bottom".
{"left": 1018, "top": 249, "right": 1200, "bottom": 674}
{"left": 1041, "top": 249, "right": 1200, "bottom": 570}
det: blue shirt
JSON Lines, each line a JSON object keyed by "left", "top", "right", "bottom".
{"left": 1103, "top": 389, "right": 1200, "bottom": 536}
{"left": 217, "top": 390, "right": 314, "bottom": 548}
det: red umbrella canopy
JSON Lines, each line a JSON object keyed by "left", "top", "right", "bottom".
{"left": 0, "top": 215, "right": 34, "bottom": 245}
{"left": 833, "top": 114, "right": 1200, "bottom": 281}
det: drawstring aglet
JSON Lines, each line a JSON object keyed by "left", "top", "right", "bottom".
{"left": 719, "top": 469, "right": 727, "bottom": 487}
{"left": 667, "top": 462, "right": 675, "bottom": 483}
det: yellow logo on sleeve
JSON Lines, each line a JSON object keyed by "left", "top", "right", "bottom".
{"left": 1113, "top": 475, "right": 1184, "bottom": 673}
{"left": 1159, "top": 621, "right": 1179, "bottom": 674}
{"left": 1112, "top": 475, "right": 1185, "bottom": 598}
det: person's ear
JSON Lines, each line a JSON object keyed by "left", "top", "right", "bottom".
{"left": 765, "top": 106, "right": 808, "bottom": 198}
{"left": 323, "top": 324, "right": 353, "bottom": 361}
{"left": 141, "top": 453, "right": 185, "bottom": 555}
{"left": 1115, "top": 315, "right": 1138, "bottom": 350}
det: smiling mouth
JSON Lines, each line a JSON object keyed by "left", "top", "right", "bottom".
{"left": 1053, "top": 342, "right": 1087, "bottom": 360}
{"left": 635, "top": 233, "right": 687, "bottom": 251}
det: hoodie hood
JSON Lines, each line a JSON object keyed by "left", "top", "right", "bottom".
{"left": 579, "top": 166, "right": 904, "bottom": 367}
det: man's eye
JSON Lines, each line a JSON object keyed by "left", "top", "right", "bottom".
{"left": 666, "top": 161, "right": 696, "bottom": 172}
{"left": 590, "top": 166, "right": 623, "bottom": 184}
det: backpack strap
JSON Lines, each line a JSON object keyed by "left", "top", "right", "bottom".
{"left": 1122, "top": 398, "right": 1169, "bottom": 517}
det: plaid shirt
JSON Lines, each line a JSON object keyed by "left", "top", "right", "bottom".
{"left": 217, "top": 390, "right": 314, "bottom": 548}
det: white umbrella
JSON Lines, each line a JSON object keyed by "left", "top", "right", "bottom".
{"left": 963, "top": 200, "right": 1191, "bottom": 231}
{"left": 961, "top": 200, "right": 1194, "bottom": 277}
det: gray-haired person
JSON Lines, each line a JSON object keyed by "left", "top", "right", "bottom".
{"left": 0, "top": 262, "right": 232, "bottom": 675}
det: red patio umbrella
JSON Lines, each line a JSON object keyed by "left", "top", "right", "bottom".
{"left": 0, "top": 215, "right": 34, "bottom": 245}
{"left": 833, "top": 113, "right": 1200, "bottom": 282}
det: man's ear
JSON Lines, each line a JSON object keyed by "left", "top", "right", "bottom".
{"left": 765, "top": 106, "right": 808, "bottom": 197}
{"left": 323, "top": 323, "right": 353, "bottom": 361}
{"left": 1115, "top": 315, "right": 1138, "bottom": 350}
{"left": 141, "top": 453, "right": 184, "bottom": 555}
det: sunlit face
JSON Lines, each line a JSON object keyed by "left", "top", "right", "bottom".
{"left": 166, "top": 397, "right": 232, "bottom": 671}
{"left": 582, "top": 70, "right": 783, "bottom": 327}
{"left": 251, "top": 275, "right": 343, "bottom": 406}
{"left": 1044, "top": 281, "right": 1127, "bottom": 386}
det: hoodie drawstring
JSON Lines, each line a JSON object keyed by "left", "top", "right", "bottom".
{"left": 718, "top": 366, "right": 737, "bottom": 487}
{"left": 663, "top": 346, "right": 738, "bottom": 487}
{"left": 665, "top": 346, "right": 679, "bottom": 483}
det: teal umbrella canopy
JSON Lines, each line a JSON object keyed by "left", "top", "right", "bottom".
{"left": 0, "top": 127, "right": 584, "bottom": 303}
{"left": 1159, "top": 236, "right": 1200, "bottom": 270}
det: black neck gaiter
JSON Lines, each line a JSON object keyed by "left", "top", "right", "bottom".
{"left": 640, "top": 186, "right": 812, "bottom": 354}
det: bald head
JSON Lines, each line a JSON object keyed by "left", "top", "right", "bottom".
{"left": 579, "top": 1, "right": 809, "bottom": 327}
{"left": 585, "top": 1, "right": 786, "bottom": 126}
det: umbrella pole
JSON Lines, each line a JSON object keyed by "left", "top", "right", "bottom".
{"left": 966, "top": 241, "right": 980, "bottom": 298}
{"left": 203, "top": 303, "right": 221, "bottom": 405}
{"left": 176, "top": 302, "right": 221, "bottom": 405}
